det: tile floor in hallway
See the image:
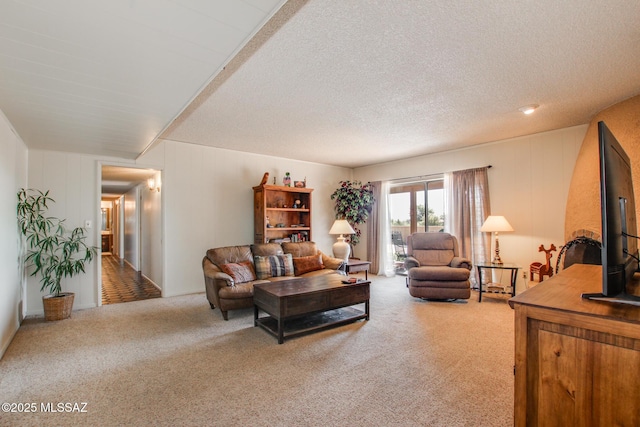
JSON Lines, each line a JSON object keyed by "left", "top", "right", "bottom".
{"left": 101, "top": 254, "right": 161, "bottom": 304}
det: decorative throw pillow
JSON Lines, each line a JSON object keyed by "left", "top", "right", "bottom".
{"left": 293, "top": 254, "right": 324, "bottom": 276}
{"left": 220, "top": 261, "right": 257, "bottom": 285}
{"left": 319, "top": 251, "right": 345, "bottom": 270}
{"left": 254, "top": 254, "right": 294, "bottom": 279}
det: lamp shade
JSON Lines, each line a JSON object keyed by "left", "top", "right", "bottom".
{"left": 480, "top": 216, "right": 513, "bottom": 232}
{"left": 329, "top": 219, "right": 355, "bottom": 235}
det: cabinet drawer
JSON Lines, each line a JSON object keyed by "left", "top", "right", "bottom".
{"left": 284, "top": 292, "right": 329, "bottom": 317}
{"left": 330, "top": 285, "right": 369, "bottom": 306}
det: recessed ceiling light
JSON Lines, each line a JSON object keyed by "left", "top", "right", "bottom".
{"left": 519, "top": 104, "right": 539, "bottom": 115}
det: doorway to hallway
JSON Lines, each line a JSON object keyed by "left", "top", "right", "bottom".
{"left": 101, "top": 165, "right": 163, "bottom": 305}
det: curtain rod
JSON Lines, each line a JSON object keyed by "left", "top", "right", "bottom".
{"left": 391, "top": 165, "right": 492, "bottom": 183}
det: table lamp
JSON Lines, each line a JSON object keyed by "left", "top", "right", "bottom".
{"left": 329, "top": 219, "right": 355, "bottom": 261}
{"left": 480, "top": 215, "right": 514, "bottom": 265}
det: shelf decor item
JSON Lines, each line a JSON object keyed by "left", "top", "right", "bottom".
{"left": 17, "top": 188, "right": 98, "bottom": 321}
{"left": 330, "top": 180, "right": 375, "bottom": 248}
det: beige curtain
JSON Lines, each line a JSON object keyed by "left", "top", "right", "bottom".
{"left": 444, "top": 167, "right": 491, "bottom": 285}
{"left": 367, "top": 182, "right": 381, "bottom": 274}
{"left": 367, "top": 181, "right": 394, "bottom": 276}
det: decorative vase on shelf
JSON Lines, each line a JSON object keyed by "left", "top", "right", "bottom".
{"left": 283, "top": 172, "right": 291, "bottom": 187}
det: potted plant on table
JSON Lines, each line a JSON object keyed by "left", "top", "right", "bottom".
{"left": 17, "top": 189, "right": 98, "bottom": 321}
{"left": 330, "top": 180, "right": 375, "bottom": 250}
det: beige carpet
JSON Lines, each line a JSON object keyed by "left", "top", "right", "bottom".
{"left": 0, "top": 275, "right": 515, "bottom": 426}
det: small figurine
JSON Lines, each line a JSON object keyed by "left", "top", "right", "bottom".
{"left": 293, "top": 199, "right": 301, "bottom": 208}
{"left": 530, "top": 244, "right": 557, "bottom": 282}
{"left": 283, "top": 172, "right": 291, "bottom": 187}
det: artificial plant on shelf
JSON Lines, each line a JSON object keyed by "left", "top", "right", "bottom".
{"left": 17, "top": 188, "right": 98, "bottom": 321}
{"left": 330, "top": 180, "right": 375, "bottom": 248}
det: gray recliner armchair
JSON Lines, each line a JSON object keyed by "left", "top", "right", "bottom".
{"left": 404, "top": 232, "right": 472, "bottom": 300}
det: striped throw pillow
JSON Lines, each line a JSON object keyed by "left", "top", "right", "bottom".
{"left": 254, "top": 254, "right": 294, "bottom": 279}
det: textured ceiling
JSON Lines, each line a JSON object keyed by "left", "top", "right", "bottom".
{"left": 2, "top": 0, "right": 640, "bottom": 171}
{"left": 162, "top": 0, "right": 640, "bottom": 167}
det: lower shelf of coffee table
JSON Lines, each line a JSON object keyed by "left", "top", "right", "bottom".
{"left": 255, "top": 306, "right": 367, "bottom": 343}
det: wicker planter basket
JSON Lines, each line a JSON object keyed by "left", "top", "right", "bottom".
{"left": 42, "top": 292, "right": 75, "bottom": 321}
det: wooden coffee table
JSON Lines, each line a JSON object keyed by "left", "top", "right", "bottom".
{"left": 253, "top": 274, "right": 370, "bottom": 344}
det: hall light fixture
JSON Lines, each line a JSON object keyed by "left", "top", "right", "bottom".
{"left": 519, "top": 104, "right": 539, "bottom": 115}
{"left": 147, "top": 178, "right": 160, "bottom": 192}
{"left": 480, "top": 215, "right": 514, "bottom": 264}
{"left": 329, "top": 219, "right": 355, "bottom": 262}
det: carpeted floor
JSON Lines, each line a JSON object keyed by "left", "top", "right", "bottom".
{"left": 0, "top": 274, "right": 515, "bottom": 426}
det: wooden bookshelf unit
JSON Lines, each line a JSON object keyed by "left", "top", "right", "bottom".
{"left": 253, "top": 184, "right": 313, "bottom": 244}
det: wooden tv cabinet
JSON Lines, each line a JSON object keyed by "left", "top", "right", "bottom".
{"left": 509, "top": 264, "right": 640, "bottom": 427}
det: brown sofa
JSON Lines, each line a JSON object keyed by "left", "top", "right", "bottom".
{"left": 202, "top": 241, "right": 344, "bottom": 320}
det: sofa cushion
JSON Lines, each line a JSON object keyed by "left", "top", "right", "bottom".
{"left": 408, "top": 266, "right": 470, "bottom": 281}
{"left": 282, "top": 241, "right": 318, "bottom": 257}
{"left": 319, "top": 251, "right": 344, "bottom": 270}
{"left": 250, "top": 243, "right": 284, "bottom": 257}
{"left": 298, "top": 268, "right": 336, "bottom": 278}
{"left": 219, "top": 261, "right": 257, "bottom": 284}
{"left": 293, "top": 254, "right": 324, "bottom": 276}
{"left": 218, "top": 282, "right": 255, "bottom": 299}
{"left": 409, "top": 233, "right": 456, "bottom": 266}
{"left": 206, "top": 245, "right": 253, "bottom": 268}
{"left": 254, "top": 254, "right": 294, "bottom": 279}
{"left": 412, "top": 249, "right": 454, "bottom": 266}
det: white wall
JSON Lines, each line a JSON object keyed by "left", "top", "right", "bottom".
{"left": 21, "top": 141, "right": 351, "bottom": 313}
{"left": 114, "top": 197, "right": 123, "bottom": 257}
{"left": 141, "top": 170, "right": 162, "bottom": 288}
{"left": 25, "top": 151, "right": 104, "bottom": 313}
{"left": 158, "top": 139, "right": 351, "bottom": 297}
{"left": 123, "top": 186, "right": 139, "bottom": 270}
{"left": 354, "top": 125, "right": 587, "bottom": 292}
{"left": 0, "top": 111, "right": 28, "bottom": 359}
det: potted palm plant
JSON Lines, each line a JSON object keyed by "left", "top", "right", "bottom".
{"left": 17, "top": 189, "right": 98, "bottom": 321}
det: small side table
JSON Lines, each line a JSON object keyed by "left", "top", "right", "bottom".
{"left": 476, "top": 262, "right": 520, "bottom": 302}
{"left": 345, "top": 259, "right": 372, "bottom": 280}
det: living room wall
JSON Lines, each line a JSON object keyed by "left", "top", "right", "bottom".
{"left": 353, "top": 125, "right": 587, "bottom": 292}
{"left": 565, "top": 95, "right": 640, "bottom": 241}
{"left": 154, "top": 139, "right": 351, "bottom": 297}
{"left": 25, "top": 150, "right": 106, "bottom": 314}
{"left": 0, "top": 110, "right": 28, "bottom": 359}
{"left": 21, "top": 140, "right": 351, "bottom": 315}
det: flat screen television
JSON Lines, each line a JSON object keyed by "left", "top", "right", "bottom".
{"left": 582, "top": 121, "right": 640, "bottom": 305}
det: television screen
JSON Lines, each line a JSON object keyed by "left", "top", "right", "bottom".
{"left": 583, "top": 121, "right": 640, "bottom": 305}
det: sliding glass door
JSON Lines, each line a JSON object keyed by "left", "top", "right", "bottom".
{"left": 390, "top": 180, "right": 444, "bottom": 232}
{"left": 389, "top": 178, "right": 444, "bottom": 266}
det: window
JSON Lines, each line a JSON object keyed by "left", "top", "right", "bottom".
{"left": 389, "top": 179, "right": 444, "bottom": 238}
